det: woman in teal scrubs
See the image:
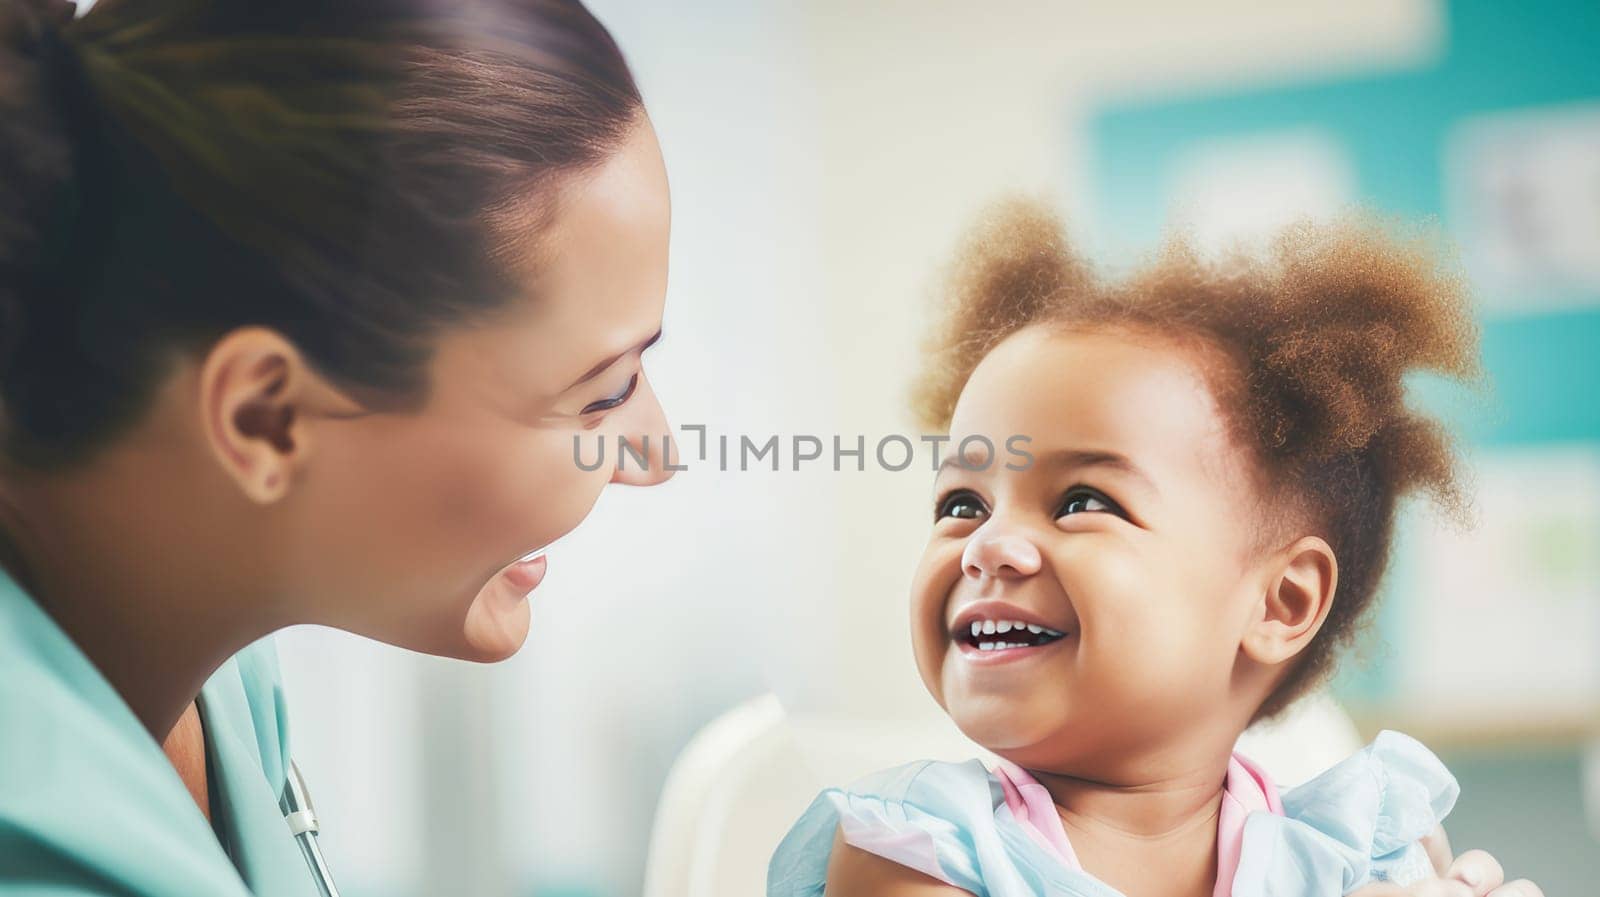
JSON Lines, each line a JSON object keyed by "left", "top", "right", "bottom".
{"left": 0, "top": 1, "right": 1541, "bottom": 896}
{"left": 1, "top": 0, "right": 671, "bottom": 893}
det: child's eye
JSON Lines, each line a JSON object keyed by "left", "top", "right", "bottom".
{"left": 935, "top": 490, "right": 988, "bottom": 522}
{"left": 1057, "top": 487, "right": 1120, "bottom": 518}
{"left": 581, "top": 373, "right": 639, "bottom": 415}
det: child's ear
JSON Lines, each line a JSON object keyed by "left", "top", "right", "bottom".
{"left": 1241, "top": 536, "right": 1338, "bottom": 666}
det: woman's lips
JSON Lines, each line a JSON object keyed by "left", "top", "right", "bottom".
{"left": 501, "top": 553, "right": 548, "bottom": 594}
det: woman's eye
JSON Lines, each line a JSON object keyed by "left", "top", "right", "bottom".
{"left": 581, "top": 373, "right": 639, "bottom": 415}
{"left": 1057, "top": 488, "right": 1118, "bottom": 518}
{"left": 935, "top": 490, "right": 988, "bottom": 522}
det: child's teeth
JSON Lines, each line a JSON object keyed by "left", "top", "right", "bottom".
{"left": 963, "top": 618, "right": 1069, "bottom": 647}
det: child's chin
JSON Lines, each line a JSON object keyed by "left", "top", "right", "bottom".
{"left": 947, "top": 695, "right": 1073, "bottom": 755}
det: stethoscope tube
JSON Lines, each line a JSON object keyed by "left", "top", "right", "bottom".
{"left": 280, "top": 760, "right": 343, "bottom": 897}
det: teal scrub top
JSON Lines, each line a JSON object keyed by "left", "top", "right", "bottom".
{"left": 0, "top": 567, "right": 320, "bottom": 896}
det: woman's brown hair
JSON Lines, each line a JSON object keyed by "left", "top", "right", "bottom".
{"left": 0, "top": 0, "right": 642, "bottom": 468}
{"left": 914, "top": 199, "right": 1482, "bottom": 717}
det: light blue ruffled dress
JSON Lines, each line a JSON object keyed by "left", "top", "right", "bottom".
{"left": 768, "top": 731, "right": 1457, "bottom": 897}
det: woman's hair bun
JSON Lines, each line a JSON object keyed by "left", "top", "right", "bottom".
{"left": 0, "top": 0, "right": 89, "bottom": 384}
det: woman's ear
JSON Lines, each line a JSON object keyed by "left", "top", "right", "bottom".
{"left": 197, "top": 327, "right": 361, "bottom": 504}
{"left": 1241, "top": 535, "right": 1338, "bottom": 666}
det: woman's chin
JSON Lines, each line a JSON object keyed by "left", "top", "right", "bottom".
{"left": 459, "top": 575, "right": 534, "bottom": 662}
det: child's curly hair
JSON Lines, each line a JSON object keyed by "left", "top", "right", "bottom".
{"left": 913, "top": 199, "right": 1482, "bottom": 718}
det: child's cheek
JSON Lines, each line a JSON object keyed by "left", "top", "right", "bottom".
{"left": 908, "top": 539, "right": 966, "bottom": 704}
{"left": 1062, "top": 542, "right": 1216, "bottom": 696}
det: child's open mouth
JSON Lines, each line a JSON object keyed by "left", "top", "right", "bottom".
{"left": 951, "top": 617, "right": 1070, "bottom": 654}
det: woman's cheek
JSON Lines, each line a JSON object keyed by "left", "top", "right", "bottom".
{"left": 509, "top": 428, "right": 614, "bottom": 545}
{"left": 429, "top": 423, "right": 605, "bottom": 567}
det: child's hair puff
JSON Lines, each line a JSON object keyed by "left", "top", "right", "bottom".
{"left": 913, "top": 198, "right": 1482, "bottom": 717}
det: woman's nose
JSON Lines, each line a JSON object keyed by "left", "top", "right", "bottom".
{"left": 609, "top": 375, "right": 675, "bottom": 487}
{"left": 961, "top": 522, "right": 1042, "bottom": 580}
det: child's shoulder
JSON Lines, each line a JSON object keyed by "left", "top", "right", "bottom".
{"left": 796, "top": 756, "right": 1005, "bottom": 865}
{"left": 834, "top": 757, "right": 997, "bottom": 807}
{"left": 767, "top": 758, "right": 1012, "bottom": 897}
{"left": 768, "top": 758, "right": 1111, "bottom": 897}
{"left": 1240, "top": 729, "right": 1460, "bottom": 893}
{"left": 1279, "top": 729, "right": 1458, "bottom": 832}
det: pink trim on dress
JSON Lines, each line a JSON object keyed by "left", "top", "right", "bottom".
{"left": 993, "top": 758, "right": 1084, "bottom": 870}
{"left": 1213, "top": 754, "right": 1281, "bottom": 897}
{"left": 991, "top": 753, "right": 1281, "bottom": 897}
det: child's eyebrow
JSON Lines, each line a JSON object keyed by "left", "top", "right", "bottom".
{"left": 936, "top": 446, "right": 1158, "bottom": 495}
{"left": 1036, "top": 448, "right": 1159, "bottom": 495}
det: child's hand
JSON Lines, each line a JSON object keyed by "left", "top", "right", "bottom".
{"left": 1348, "top": 826, "right": 1544, "bottom": 897}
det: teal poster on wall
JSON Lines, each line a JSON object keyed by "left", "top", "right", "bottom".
{"left": 1082, "top": 0, "right": 1600, "bottom": 727}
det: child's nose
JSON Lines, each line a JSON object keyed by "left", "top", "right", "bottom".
{"left": 961, "top": 524, "right": 1042, "bottom": 580}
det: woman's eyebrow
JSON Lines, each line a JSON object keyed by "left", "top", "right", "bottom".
{"left": 565, "top": 329, "right": 663, "bottom": 390}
